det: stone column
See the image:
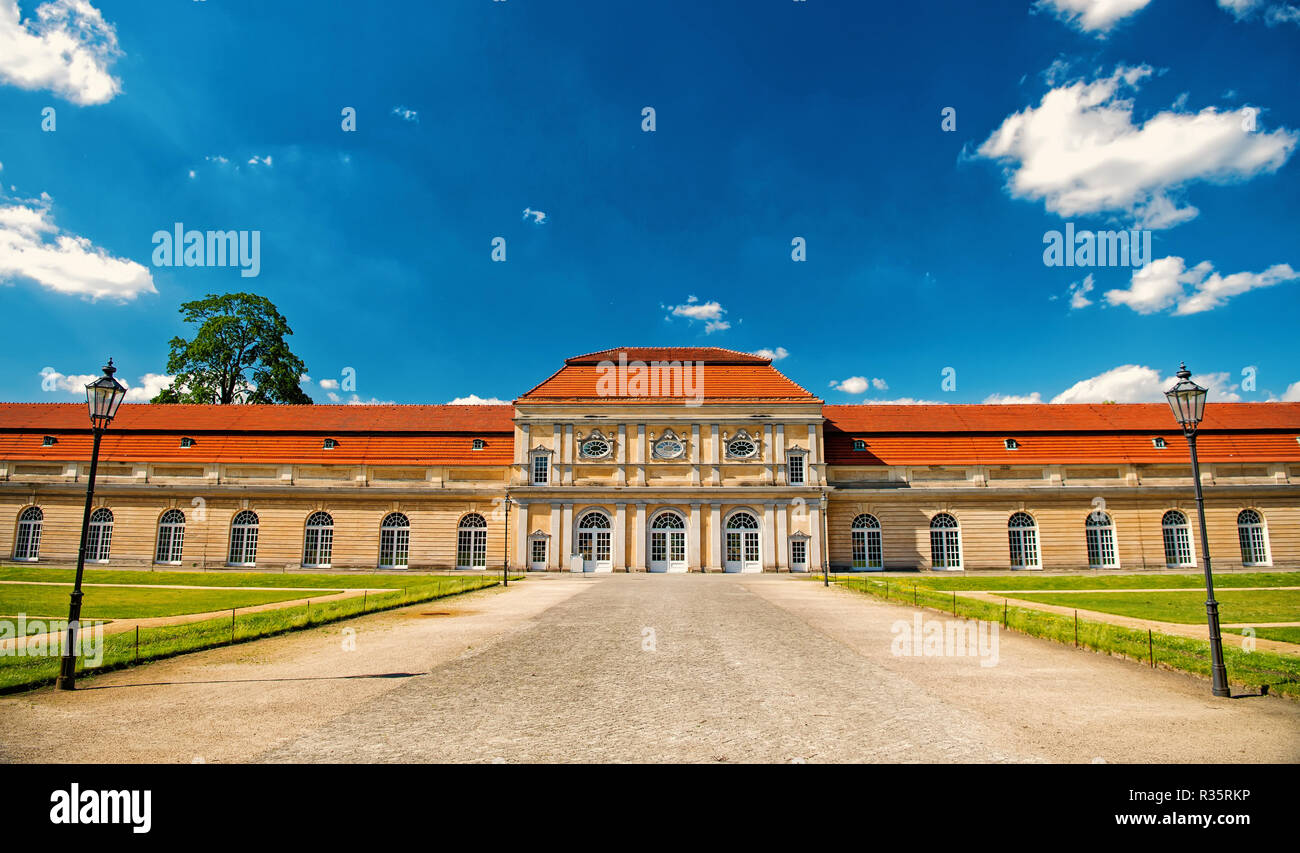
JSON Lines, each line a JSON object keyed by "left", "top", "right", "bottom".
{"left": 615, "top": 502, "right": 627, "bottom": 571}
{"left": 775, "top": 502, "right": 788, "bottom": 571}
{"left": 689, "top": 502, "right": 701, "bottom": 571}
{"left": 635, "top": 424, "right": 647, "bottom": 486}
{"left": 515, "top": 500, "right": 529, "bottom": 569}
{"left": 691, "top": 423, "right": 701, "bottom": 486}
{"left": 763, "top": 501, "right": 776, "bottom": 571}
{"left": 710, "top": 423, "right": 721, "bottom": 486}
{"left": 775, "top": 424, "right": 786, "bottom": 485}
{"left": 562, "top": 424, "right": 574, "bottom": 485}
{"left": 709, "top": 502, "right": 722, "bottom": 571}
{"left": 633, "top": 502, "right": 647, "bottom": 571}
{"left": 549, "top": 503, "right": 562, "bottom": 569}
{"left": 764, "top": 423, "right": 775, "bottom": 485}
{"left": 616, "top": 424, "right": 627, "bottom": 486}
{"left": 809, "top": 498, "right": 823, "bottom": 570}
{"left": 561, "top": 502, "right": 574, "bottom": 566}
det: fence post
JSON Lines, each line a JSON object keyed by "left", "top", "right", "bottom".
{"left": 307, "top": 599, "right": 311, "bottom": 624}
{"left": 913, "top": 585, "right": 917, "bottom": 607}
{"left": 952, "top": 592, "right": 956, "bottom": 616}
{"left": 1003, "top": 598, "right": 1008, "bottom": 629}
{"left": 231, "top": 608, "right": 235, "bottom": 644}
{"left": 135, "top": 625, "right": 139, "bottom": 662}
{"left": 885, "top": 580, "right": 889, "bottom": 600}
{"left": 363, "top": 591, "right": 367, "bottom": 613}
{"left": 1074, "top": 610, "right": 1078, "bottom": 648}
{"left": 1148, "top": 629, "right": 1154, "bottom": 667}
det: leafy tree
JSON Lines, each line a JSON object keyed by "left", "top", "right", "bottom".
{"left": 152, "top": 293, "right": 311, "bottom": 404}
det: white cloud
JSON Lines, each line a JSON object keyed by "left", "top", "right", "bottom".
{"left": 392, "top": 106, "right": 418, "bottom": 122}
{"left": 317, "top": 378, "right": 339, "bottom": 390}
{"left": 0, "top": 0, "right": 122, "bottom": 105}
{"left": 666, "top": 297, "right": 730, "bottom": 334}
{"left": 983, "top": 392, "right": 1045, "bottom": 404}
{"left": 204, "top": 155, "right": 228, "bottom": 165}
{"left": 862, "top": 397, "right": 944, "bottom": 405}
{"left": 247, "top": 155, "right": 272, "bottom": 167}
{"left": 40, "top": 367, "right": 172, "bottom": 401}
{"left": 1104, "top": 256, "right": 1298, "bottom": 315}
{"left": 1276, "top": 381, "right": 1300, "bottom": 402}
{"left": 830, "top": 376, "right": 890, "bottom": 395}
{"left": 1035, "top": 0, "right": 1152, "bottom": 34}
{"left": 0, "top": 197, "right": 156, "bottom": 300}
{"left": 1218, "top": 0, "right": 1299, "bottom": 25}
{"left": 975, "top": 65, "right": 1297, "bottom": 229}
{"left": 447, "top": 394, "right": 509, "bottom": 405}
{"left": 1051, "top": 364, "right": 1241, "bottom": 403}
{"left": 1068, "top": 273, "right": 1095, "bottom": 309}
{"left": 752, "top": 347, "right": 789, "bottom": 361}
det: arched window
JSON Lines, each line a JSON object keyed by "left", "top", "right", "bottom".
{"left": 576, "top": 511, "right": 611, "bottom": 568}
{"left": 1161, "top": 510, "right": 1193, "bottom": 567}
{"left": 1085, "top": 511, "right": 1118, "bottom": 568}
{"left": 156, "top": 509, "right": 186, "bottom": 564}
{"left": 86, "top": 507, "right": 114, "bottom": 563}
{"left": 14, "top": 506, "right": 43, "bottom": 561}
{"left": 1007, "top": 512, "right": 1040, "bottom": 569}
{"left": 228, "top": 510, "right": 260, "bottom": 566}
{"left": 724, "top": 511, "right": 761, "bottom": 572}
{"left": 851, "top": 513, "right": 882, "bottom": 570}
{"left": 929, "top": 513, "right": 961, "bottom": 569}
{"left": 1237, "top": 509, "right": 1270, "bottom": 566}
{"left": 649, "top": 511, "right": 686, "bottom": 571}
{"left": 379, "top": 512, "right": 411, "bottom": 568}
{"left": 457, "top": 513, "right": 487, "bottom": 569}
{"left": 303, "top": 511, "right": 334, "bottom": 568}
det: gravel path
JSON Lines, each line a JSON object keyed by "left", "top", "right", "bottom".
{"left": 2, "top": 574, "right": 1296, "bottom": 763}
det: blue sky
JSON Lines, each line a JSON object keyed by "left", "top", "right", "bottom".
{"left": 0, "top": 0, "right": 1297, "bottom": 407}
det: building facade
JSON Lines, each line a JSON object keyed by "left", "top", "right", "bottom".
{"left": 2, "top": 347, "right": 1297, "bottom": 573}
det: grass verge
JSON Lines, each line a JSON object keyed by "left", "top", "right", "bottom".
{"left": 0, "top": 574, "right": 509, "bottom": 694}
{"left": 832, "top": 575, "right": 1300, "bottom": 700}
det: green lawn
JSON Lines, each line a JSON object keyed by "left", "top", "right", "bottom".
{"left": 833, "top": 576, "right": 1300, "bottom": 699}
{"left": 0, "top": 573, "right": 506, "bottom": 693}
{"left": 0, "top": 565, "right": 478, "bottom": 591}
{"left": 891, "top": 571, "right": 1299, "bottom": 592}
{"left": 0, "top": 582, "right": 344, "bottom": 620}
{"left": 1004, "top": 589, "right": 1300, "bottom": 625}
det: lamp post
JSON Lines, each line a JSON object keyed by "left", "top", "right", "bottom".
{"left": 502, "top": 494, "right": 510, "bottom": 588}
{"left": 1165, "top": 362, "right": 1230, "bottom": 698}
{"left": 55, "top": 359, "right": 128, "bottom": 691}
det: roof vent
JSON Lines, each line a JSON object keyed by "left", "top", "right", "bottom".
{"left": 1152, "top": 437, "right": 1167, "bottom": 448}
{"left": 472, "top": 438, "right": 486, "bottom": 450}
{"left": 853, "top": 439, "right": 867, "bottom": 451}
{"left": 180, "top": 436, "right": 196, "bottom": 448}
{"left": 323, "top": 438, "right": 338, "bottom": 450}
{"left": 42, "top": 435, "right": 56, "bottom": 447}
{"left": 1004, "top": 438, "right": 1019, "bottom": 450}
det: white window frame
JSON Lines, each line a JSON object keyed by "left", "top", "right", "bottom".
{"left": 156, "top": 509, "right": 186, "bottom": 565}
{"left": 457, "top": 513, "right": 488, "bottom": 569}
{"left": 86, "top": 507, "right": 114, "bottom": 563}
{"left": 1161, "top": 510, "right": 1195, "bottom": 568}
{"left": 1085, "top": 511, "right": 1119, "bottom": 569}
{"left": 1007, "top": 511, "right": 1041, "bottom": 570}
{"left": 14, "top": 506, "right": 44, "bottom": 562}
{"left": 379, "top": 512, "right": 411, "bottom": 569}
{"left": 851, "top": 513, "right": 883, "bottom": 570}
{"left": 787, "top": 451, "right": 806, "bottom": 485}
{"left": 303, "top": 511, "right": 335, "bottom": 568}
{"left": 531, "top": 451, "right": 551, "bottom": 486}
{"left": 929, "top": 513, "right": 962, "bottom": 570}
{"left": 228, "top": 510, "right": 260, "bottom": 567}
{"left": 1236, "top": 509, "right": 1271, "bottom": 567}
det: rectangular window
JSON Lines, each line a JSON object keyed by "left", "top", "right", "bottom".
{"left": 1086, "top": 527, "right": 1117, "bottom": 568}
{"left": 788, "top": 454, "right": 805, "bottom": 485}
{"left": 532, "top": 455, "right": 549, "bottom": 485}
{"left": 531, "top": 538, "right": 547, "bottom": 565}
{"left": 853, "top": 530, "right": 883, "bottom": 569}
{"left": 791, "top": 539, "right": 807, "bottom": 565}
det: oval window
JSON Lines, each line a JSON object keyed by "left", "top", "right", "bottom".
{"left": 582, "top": 439, "right": 610, "bottom": 458}
{"left": 655, "top": 439, "right": 683, "bottom": 458}
{"left": 729, "top": 439, "right": 756, "bottom": 458}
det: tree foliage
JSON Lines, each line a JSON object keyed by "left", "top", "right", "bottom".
{"left": 152, "top": 293, "right": 311, "bottom": 405}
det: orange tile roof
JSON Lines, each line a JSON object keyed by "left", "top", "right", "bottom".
{"left": 824, "top": 403, "right": 1300, "bottom": 466}
{"left": 0, "top": 403, "right": 515, "bottom": 433}
{"left": 519, "top": 347, "right": 819, "bottom": 404}
{"left": 0, "top": 403, "right": 514, "bottom": 466}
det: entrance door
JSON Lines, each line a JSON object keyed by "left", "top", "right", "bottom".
{"left": 789, "top": 538, "right": 808, "bottom": 572}
{"left": 576, "top": 511, "right": 612, "bottom": 572}
{"left": 648, "top": 511, "right": 688, "bottom": 573}
{"left": 724, "top": 511, "right": 762, "bottom": 573}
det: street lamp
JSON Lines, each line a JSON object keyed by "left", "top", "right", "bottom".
{"left": 502, "top": 493, "right": 510, "bottom": 588}
{"left": 55, "top": 359, "right": 127, "bottom": 691}
{"left": 1165, "top": 362, "right": 1230, "bottom": 698}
